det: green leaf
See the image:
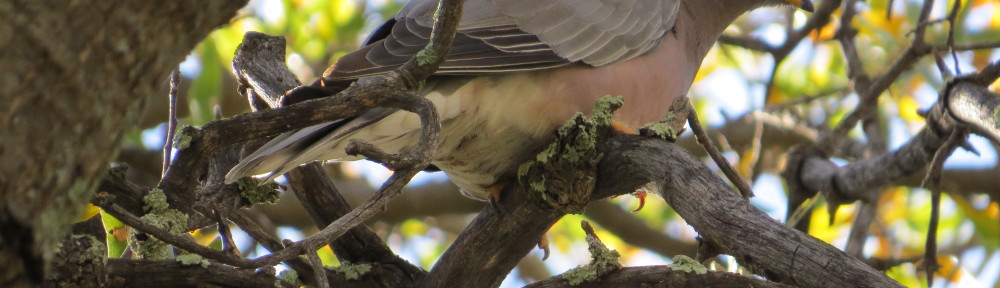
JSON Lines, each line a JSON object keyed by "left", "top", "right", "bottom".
{"left": 101, "top": 210, "right": 128, "bottom": 258}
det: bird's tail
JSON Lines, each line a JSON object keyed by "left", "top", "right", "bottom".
{"left": 224, "top": 120, "right": 347, "bottom": 184}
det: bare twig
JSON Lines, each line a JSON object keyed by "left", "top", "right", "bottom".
{"left": 945, "top": 0, "right": 963, "bottom": 74}
{"left": 763, "top": 0, "right": 843, "bottom": 104}
{"left": 227, "top": 211, "right": 321, "bottom": 285}
{"left": 307, "top": 244, "right": 331, "bottom": 288}
{"left": 687, "top": 102, "right": 754, "bottom": 198}
{"left": 920, "top": 129, "right": 965, "bottom": 284}
{"left": 213, "top": 211, "right": 240, "bottom": 256}
{"left": 162, "top": 69, "right": 180, "bottom": 177}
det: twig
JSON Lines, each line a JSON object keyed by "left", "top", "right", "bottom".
{"left": 307, "top": 246, "right": 331, "bottom": 288}
{"left": 227, "top": 211, "right": 321, "bottom": 285}
{"left": 919, "top": 129, "right": 964, "bottom": 284}
{"left": 762, "top": 0, "right": 842, "bottom": 104}
{"left": 228, "top": 211, "right": 284, "bottom": 252}
{"left": 687, "top": 102, "right": 754, "bottom": 198}
{"left": 945, "top": 0, "right": 962, "bottom": 74}
{"left": 967, "top": 59, "right": 1000, "bottom": 86}
{"left": 213, "top": 211, "right": 240, "bottom": 257}
{"left": 718, "top": 35, "right": 776, "bottom": 54}
{"left": 162, "top": 69, "right": 180, "bottom": 177}
{"left": 396, "top": 0, "right": 465, "bottom": 90}
{"left": 844, "top": 200, "right": 877, "bottom": 257}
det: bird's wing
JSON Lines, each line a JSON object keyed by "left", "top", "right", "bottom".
{"left": 329, "top": 0, "right": 680, "bottom": 81}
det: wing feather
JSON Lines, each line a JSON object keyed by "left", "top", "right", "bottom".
{"left": 327, "top": 0, "right": 680, "bottom": 80}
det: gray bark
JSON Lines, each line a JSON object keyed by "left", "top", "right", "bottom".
{"left": 0, "top": 1, "right": 246, "bottom": 286}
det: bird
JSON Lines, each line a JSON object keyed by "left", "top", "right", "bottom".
{"left": 226, "top": 0, "right": 815, "bottom": 201}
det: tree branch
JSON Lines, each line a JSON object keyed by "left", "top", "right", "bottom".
{"left": 524, "top": 266, "right": 793, "bottom": 288}
{"left": 789, "top": 66, "right": 1000, "bottom": 207}
{"left": 105, "top": 259, "right": 297, "bottom": 288}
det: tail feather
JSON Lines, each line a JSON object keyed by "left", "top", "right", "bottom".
{"left": 224, "top": 120, "right": 345, "bottom": 183}
{"left": 224, "top": 108, "right": 401, "bottom": 184}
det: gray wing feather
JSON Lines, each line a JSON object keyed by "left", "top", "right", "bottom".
{"left": 331, "top": 0, "right": 680, "bottom": 80}
{"left": 491, "top": 0, "right": 679, "bottom": 66}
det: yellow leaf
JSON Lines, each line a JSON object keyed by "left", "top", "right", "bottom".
{"left": 897, "top": 96, "right": 922, "bottom": 122}
{"left": 75, "top": 203, "right": 101, "bottom": 222}
{"left": 400, "top": 219, "right": 429, "bottom": 237}
{"left": 318, "top": 245, "right": 339, "bottom": 266}
{"left": 333, "top": 0, "right": 359, "bottom": 26}
{"left": 933, "top": 255, "right": 964, "bottom": 283}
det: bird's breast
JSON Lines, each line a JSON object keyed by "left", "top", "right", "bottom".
{"left": 431, "top": 34, "right": 699, "bottom": 199}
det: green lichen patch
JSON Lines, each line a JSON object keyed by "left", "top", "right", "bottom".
{"left": 639, "top": 97, "right": 690, "bottom": 141}
{"left": 333, "top": 261, "right": 373, "bottom": 280}
{"left": 590, "top": 95, "right": 623, "bottom": 127}
{"left": 143, "top": 188, "right": 170, "bottom": 213}
{"left": 133, "top": 188, "right": 189, "bottom": 259}
{"left": 670, "top": 255, "right": 708, "bottom": 274}
{"left": 176, "top": 253, "right": 210, "bottom": 268}
{"left": 172, "top": 125, "right": 194, "bottom": 149}
{"left": 415, "top": 45, "right": 439, "bottom": 67}
{"left": 517, "top": 96, "right": 622, "bottom": 213}
{"left": 276, "top": 269, "right": 303, "bottom": 287}
{"left": 560, "top": 233, "right": 622, "bottom": 285}
{"left": 640, "top": 108, "right": 687, "bottom": 142}
{"left": 641, "top": 121, "right": 679, "bottom": 141}
{"left": 141, "top": 189, "right": 188, "bottom": 235}
{"left": 238, "top": 178, "right": 280, "bottom": 205}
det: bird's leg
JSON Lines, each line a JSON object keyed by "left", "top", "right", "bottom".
{"left": 610, "top": 120, "right": 638, "bottom": 135}
{"left": 537, "top": 233, "right": 550, "bottom": 260}
{"left": 631, "top": 190, "right": 648, "bottom": 212}
{"left": 485, "top": 182, "right": 505, "bottom": 212}
{"left": 610, "top": 120, "right": 649, "bottom": 211}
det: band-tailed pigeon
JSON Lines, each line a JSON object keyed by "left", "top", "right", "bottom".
{"left": 226, "top": 0, "right": 814, "bottom": 200}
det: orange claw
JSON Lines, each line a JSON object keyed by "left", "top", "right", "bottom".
{"left": 631, "top": 191, "right": 647, "bottom": 212}
{"left": 485, "top": 182, "right": 505, "bottom": 212}
{"left": 538, "top": 233, "right": 550, "bottom": 260}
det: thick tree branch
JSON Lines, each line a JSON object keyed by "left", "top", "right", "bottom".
{"left": 105, "top": 259, "right": 297, "bottom": 288}
{"left": 0, "top": 1, "right": 245, "bottom": 285}
{"left": 603, "top": 136, "right": 902, "bottom": 287}
{"left": 417, "top": 133, "right": 901, "bottom": 287}
{"left": 524, "top": 266, "right": 793, "bottom": 288}
{"left": 789, "top": 68, "right": 1000, "bottom": 207}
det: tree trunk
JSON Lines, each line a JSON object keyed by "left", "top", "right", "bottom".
{"left": 0, "top": 1, "right": 246, "bottom": 286}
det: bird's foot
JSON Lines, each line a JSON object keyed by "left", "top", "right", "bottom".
{"left": 631, "top": 190, "right": 648, "bottom": 212}
{"left": 537, "top": 233, "right": 550, "bottom": 260}
{"left": 611, "top": 120, "right": 638, "bottom": 135}
{"left": 486, "top": 182, "right": 505, "bottom": 212}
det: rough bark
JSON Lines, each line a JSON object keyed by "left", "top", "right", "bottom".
{"left": 523, "top": 266, "right": 793, "bottom": 288}
{"left": 0, "top": 0, "right": 246, "bottom": 286}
